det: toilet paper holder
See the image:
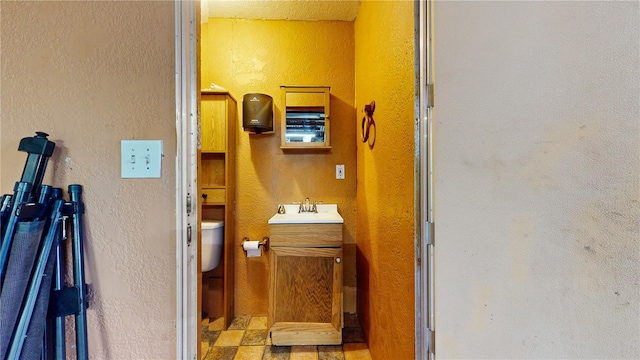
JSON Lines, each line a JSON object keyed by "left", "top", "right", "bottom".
{"left": 241, "top": 236, "right": 269, "bottom": 251}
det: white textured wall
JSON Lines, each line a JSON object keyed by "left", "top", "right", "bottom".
{"left": 434, "top": 1, "right": 639, "bottom": 358}
{"left": 1, "top": 2, "right": 176, "bottom": 359}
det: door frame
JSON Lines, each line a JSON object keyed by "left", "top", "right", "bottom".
{"left": 415, "top": 0, "right": 435, "bottom": 359}
{"left": 175, "top": 1, "right": 434, "bottom": 359}
{"left": 175, "top": 1, "right": 199, "bottom": 359}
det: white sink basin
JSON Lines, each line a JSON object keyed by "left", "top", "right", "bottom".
{"left": 268, "top": 204, "right": 344, "bottom": 224}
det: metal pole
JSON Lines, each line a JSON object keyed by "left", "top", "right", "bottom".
{"left": 0, "top": 182, "right": 32, "bottom": 287}
{"left": 68, "top": 185, "right": 88, "bottom": 360}
{"left": 52, "top": 188, "right": 66, "bottom": 360}
{"left": 0, "top": 195, "right": 12, "bottom": 221}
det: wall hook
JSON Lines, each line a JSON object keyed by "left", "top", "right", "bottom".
{"left": 361, "top": 101, "right": 376, "bottom": 148}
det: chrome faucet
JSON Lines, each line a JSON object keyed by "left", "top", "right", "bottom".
{"left": 312, "top": 200, "right": 323, "bottom": 213}
{"left": 296, "top": 197, "right": 318, "bottom": 213}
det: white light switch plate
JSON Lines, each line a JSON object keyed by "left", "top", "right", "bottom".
{"left": 336, "top": 164, "right": 345, "bottom": 180}
{"left": 121, "top": 140, "right": 163, "bottom": 178}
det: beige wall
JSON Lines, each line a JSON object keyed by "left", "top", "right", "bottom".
{"left": 0, "top": 2, "right": 177, "bottom": 358}
{"left": 201, "top": 19, "right": 357, "bottom": 315}
{"left": 434, "top": 1, "right": 640, "bottom": 358}
{"left": 354, "top": 1, "right": 416, "bottom": 358}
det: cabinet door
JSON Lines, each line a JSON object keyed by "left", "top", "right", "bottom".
{"left": 269, "top": 246, "right": 342, "bottom": 345}
{"left": 201, "top": 94, "right": 227, "bottom": 152}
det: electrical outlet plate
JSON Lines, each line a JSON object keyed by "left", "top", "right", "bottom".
{"left": 121, "top": 140, "right": 163, "bottom": 178}
{"left": 336, "top": 164, "right": 345, "bottom": 180}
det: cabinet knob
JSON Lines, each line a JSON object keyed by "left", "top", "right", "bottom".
{"left": 202, "top": 193, "right": 208, "bottom": 199}
{"left": 336, "top": 257, "right": 341, "bottom": 264}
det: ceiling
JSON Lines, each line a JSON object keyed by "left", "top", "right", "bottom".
{"left": 202, "top": 0, "right": 361, "bottom": 22}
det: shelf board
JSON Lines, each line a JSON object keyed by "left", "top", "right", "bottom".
{"left": 201, "top": 89, "right": 236, "bottom": 102}
{"left": 203, "top": 202, "right": 225, "bottom": 206}
{"left": 281, "top": 145, "right": 331, "bottom": 150}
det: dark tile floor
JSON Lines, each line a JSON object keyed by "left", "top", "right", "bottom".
{"left": 201, "top": 314, "right": 370, "bottom": 360}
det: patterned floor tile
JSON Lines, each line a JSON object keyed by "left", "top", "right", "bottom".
{"left": 203, "top": 329, "right": 221, "bottom": 345}
{"left": 201, "top": 341, "right": 210, "bottom": 358}
{"left": 290, "top": 345, "right": 318, "bottom": 360}
{"left": 228, "top": 315, "right": 251, "bottom": 330}
{"left": 343, "top": 313, "right": 359, "bottom": 328}
{"left": 201, "top": 314, "right": 370, "bottom": 360}
{"left": 247, "top": 316, "right": 268, "bottom": 330}
{"left": 343, "top": 343, "right": 371, "bottom": 360}
{"left": 235, "top": 345, "right": 266, "bottom": 360}
{"left": 203, "top": 346, "right": 237, "bottom": 360}
{"left": 208, "top": 317, "right": 225, "bottom": 331}
{"left": 317, "top": 345, "right": 344, "bottom": 360}
{"left": 263, "top": 345, "right": 291, "bottom": 360}
{"left": 342, "top": 326, "right": 366, "bottom": 343}
{"left": 213, "top": 330, "right": 245, "bottom": 347}
{"left": 242, "top": 329, "right": 268, "bottom": 345}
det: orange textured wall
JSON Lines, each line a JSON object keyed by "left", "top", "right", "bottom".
{"left": 354, "top": 1, "right": 415, "bottom": 358}
{"left": 201, "top": 19, "right": 357, "bottom": 315}
{"left": 0, "top": 2, "right": 176, "bottom": 358}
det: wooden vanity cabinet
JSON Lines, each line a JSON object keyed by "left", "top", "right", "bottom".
{"left": 268, "top": 223, "right": 343, "bottom": 345}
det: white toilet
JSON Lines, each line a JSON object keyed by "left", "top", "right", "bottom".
{"left": 201, "top": 220, "right": 224, "bottom": 272}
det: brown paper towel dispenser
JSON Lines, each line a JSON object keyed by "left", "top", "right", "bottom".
{"left": 243, "top": 93, "right": 273, "bottom": 134}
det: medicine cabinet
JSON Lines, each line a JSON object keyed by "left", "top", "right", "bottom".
{"left": 280, "top": 86, "right": 331, "bottom": 149}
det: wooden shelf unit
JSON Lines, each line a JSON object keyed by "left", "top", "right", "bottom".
{"left": 199, "top": 90, "right": 236, "bottom": 330}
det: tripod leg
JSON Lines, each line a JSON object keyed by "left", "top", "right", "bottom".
{"left": 51, "top": 214, "right": 67, "bottom": 360}
{"left": 0, "top": 182, "right": 33, "bottom": 287}
{"left": 69, "top": 185, "right": 89, "bottom": 360}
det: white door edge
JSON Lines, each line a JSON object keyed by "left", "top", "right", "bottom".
{"left": 175, "top": 1, "right": 199, "bottom": 359}
{"left": 416, "top": 0, "right": 435, "bottom": 359}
